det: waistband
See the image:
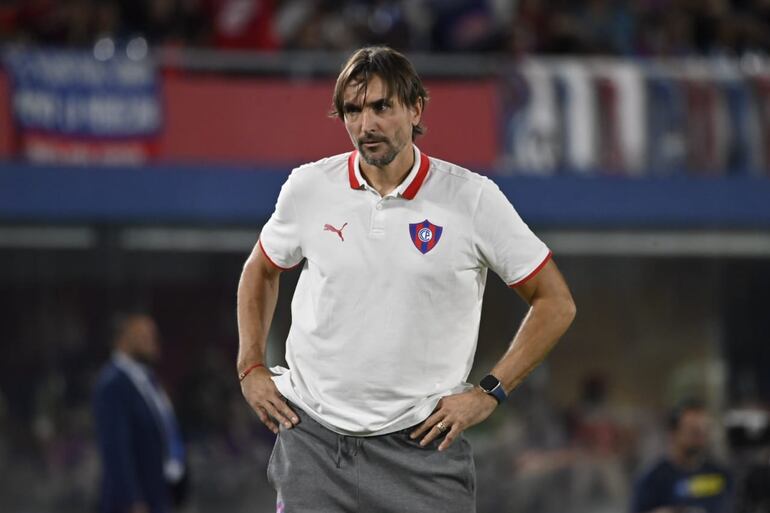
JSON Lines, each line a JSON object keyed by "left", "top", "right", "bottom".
{"left": 287, "top": 401, "right": 422, "bottom": 438}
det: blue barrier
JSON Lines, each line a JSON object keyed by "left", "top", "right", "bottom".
{"left": 2, "top": 163, "right": 769, "bottom": 228}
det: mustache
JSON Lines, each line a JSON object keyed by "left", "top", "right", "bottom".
{"left": 359, "top": 136, "right": 388, "bottom": 145}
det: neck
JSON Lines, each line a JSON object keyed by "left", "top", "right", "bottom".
{"left": 359, "top": 144, "right": 415, "bottom": 197}
{"left": 115, "top": 348, "right": 153, "bottom": 368}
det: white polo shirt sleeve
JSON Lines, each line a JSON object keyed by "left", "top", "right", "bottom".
{"left": 259, "top": 172, "right": 304, "bottom": 270}
{"left": 473, "top": 178, "right": 552, "bottom": 287}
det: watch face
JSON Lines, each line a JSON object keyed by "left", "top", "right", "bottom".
{"left": 480, "top": 375, "right": 499, "bottom": 392}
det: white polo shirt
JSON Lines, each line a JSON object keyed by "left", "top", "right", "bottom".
{"left": 259, "top": 146, "right": 551, "bottom": 436}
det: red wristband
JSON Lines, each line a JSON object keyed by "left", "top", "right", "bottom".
{"left": 238, "top": 363, "right": 265, "bottom": 382}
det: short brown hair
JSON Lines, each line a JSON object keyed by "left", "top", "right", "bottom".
{"left": 331, "top": 46, "right": 429, "bottom": 140}
{"left": 668, "top": 398, "right": 706, "bottom": 431}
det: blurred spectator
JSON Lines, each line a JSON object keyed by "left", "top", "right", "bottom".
{"left": 631, "top": 399, "right": 734, "bottom": 513}
{"left": 93, "top": 1, "right": 120, "bottom": 40}
{"left": 428, "top": 0, "right": 506, "bottom": 52}
{"left": 508, "top": 0, "right": 551, "bottom": 55}
{"left": 503, "top": 367, "right": 574, "bottom": 513}
{"left": 636, "top": 3, "right": 696, "bottom": 56}
{"left": 207, "top": 0, "right": 279, "bottom": 50}
{"left": 573, "top": 0, "right": 636, "bottom": 55}
{"left": 568, "top": 374, "right": 633, "bottom": 513}
{"left": 1, "top": 0, "right": 769, "bottom": 56}
{"left": 93, "top": 312, "right": 188, "bottom": 513}
{"left": 14, "top": 0, "right": 65, "bottom": 44}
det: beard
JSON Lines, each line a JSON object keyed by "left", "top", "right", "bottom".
{"left": 683, "top": 445, "right": 706, "bottom": 460}
{"left": 357, "top": 136, "right": 403, "bottom": 167}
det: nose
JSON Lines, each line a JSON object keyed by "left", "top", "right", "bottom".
{"left": 360, "top": 107, "right": 377, "bottom": 134}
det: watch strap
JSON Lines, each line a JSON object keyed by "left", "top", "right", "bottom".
{"left": 487, "top": 384, "right": 507, "bottom": 404}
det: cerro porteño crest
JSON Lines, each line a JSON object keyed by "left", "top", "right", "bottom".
{"left": 409, "top": 219, "right": 443, "bottom": 254}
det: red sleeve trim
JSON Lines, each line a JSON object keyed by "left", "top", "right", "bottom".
{"left": 508, "top": 251, "right": 553, "bottom": 288}
{"left": 258, "top": 239, "right": 298, "bottom": 271}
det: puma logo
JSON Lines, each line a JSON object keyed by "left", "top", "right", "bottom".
{"left": 324, "top": 222, "right": 348, "bottom": 241}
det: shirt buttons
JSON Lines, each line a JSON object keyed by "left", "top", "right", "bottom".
{"left": 376, "top": 203, "right": 383, "bottom": 210}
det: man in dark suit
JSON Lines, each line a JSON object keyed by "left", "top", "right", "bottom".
{"left": 93, "top": 313, "right": 187, "bottom": 513}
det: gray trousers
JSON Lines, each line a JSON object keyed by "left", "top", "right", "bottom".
{"left": 267, "top": 404, "right": 476, "bottom": 513}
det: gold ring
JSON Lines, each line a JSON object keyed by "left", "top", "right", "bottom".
{"left": 436, "top": 421, "right": 448, "bottom": 433}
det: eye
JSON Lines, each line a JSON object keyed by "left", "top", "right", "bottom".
{"left": 343, "top": 105, "right": 361, "bottom": 115}
{"left": 374, "top": 100, "right": 390, "bottom": 112}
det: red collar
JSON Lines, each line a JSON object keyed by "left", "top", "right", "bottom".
{"left": 347, "top": 149, "right": 431, "bottom": 200}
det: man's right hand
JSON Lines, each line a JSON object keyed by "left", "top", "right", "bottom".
{"left": 240, "top": 366, "right": 299, "bottom": 433}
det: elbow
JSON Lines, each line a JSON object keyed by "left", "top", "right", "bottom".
{"left": 531, "top": 291, "right": 575, "bottom": 329}
{"left": 560, "top": 293, "right": 577, "bottom": 327}
{"left": 566, "top": 297, "right": 577, "bottom": 324}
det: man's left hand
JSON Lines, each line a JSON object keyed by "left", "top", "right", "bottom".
{"left": 410, "top": 387, "right": 498, "bottom": 451}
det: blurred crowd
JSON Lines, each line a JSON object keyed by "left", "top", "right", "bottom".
{"left": 0, "top": 0, "right": 769, "bottom": 56}
{"left": 0, "top": 334, "right": 745, "bottom": 513}
{"left": 0, "top": 276, "right": 768, "bottom": 512}
{"left": 6, "top": 349, "right": 766, "bottom": 512}
{"left": 0, "top": 348, "right": 659, "bottom": 513}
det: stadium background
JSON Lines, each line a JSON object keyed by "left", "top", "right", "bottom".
{"left": 1, "top": 1, "right": 770, "bottom": 512}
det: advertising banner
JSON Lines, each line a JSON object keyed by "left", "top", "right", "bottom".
{"left": 3, "top": 47, "right": 161, "bottom": 165}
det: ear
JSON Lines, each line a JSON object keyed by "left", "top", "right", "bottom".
{"left": 410, "top": 98, "right": 423, "bottom": 127}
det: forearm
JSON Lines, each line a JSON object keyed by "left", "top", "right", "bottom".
{"left": 491, "top": 294, "right": 575, "bottom": 392}
{"left": 237, "top": 249, "right": 299, "bottom": 432}
{"left": 236, "top": 252, "right": 280, "bottom": 372}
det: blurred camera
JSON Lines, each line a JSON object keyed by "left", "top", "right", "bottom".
{"left": 726, "top": 408, "right": 770, "bottom": 450}
{"left": 725, "top": 408, "right": 770, "bottom": 513}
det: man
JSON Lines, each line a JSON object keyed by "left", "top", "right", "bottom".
{"left": 237, "top": 46, "right": 576, "bottom": 512}
{"left": 631, "top": 399, "right": 733, "bottom": 513}
{"left": 93, "top": 313, "right": 187, "bottom": 513}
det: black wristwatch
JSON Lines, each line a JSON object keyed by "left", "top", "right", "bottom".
{"left": 479, "top": 374, "right": 507, "bottom": 404}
